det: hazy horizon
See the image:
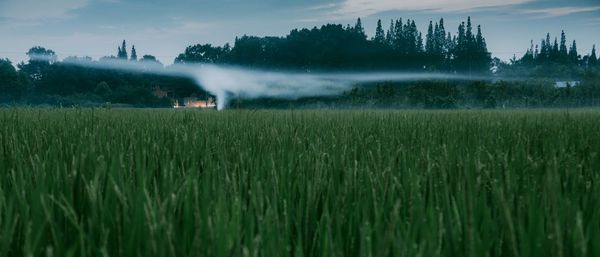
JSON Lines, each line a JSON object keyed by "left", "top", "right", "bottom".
{"left": 1, "top": 0, "right": 599, "bottom": 65}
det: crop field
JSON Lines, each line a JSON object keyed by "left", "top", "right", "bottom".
{"left": 0, "top": 108, "right": 599, "bottom": 257}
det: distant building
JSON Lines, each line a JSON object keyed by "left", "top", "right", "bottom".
{"left": 555, "top": 81, "right": 580, "bottom": 88}
{"left": 174, "top": 96, "right": 216, "bottom": 109}
{"left": 153, "top": 85, "right": 216, "bottom": 109}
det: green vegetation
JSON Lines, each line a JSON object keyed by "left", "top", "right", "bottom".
{"left": 1, "top": 17, "right": 599, "bottom": 108}
{"left": 1, "top": 109, "right": 599, "bottom": 257}
{"left": 232, "top": 73, "right": 600, "bottom": 109}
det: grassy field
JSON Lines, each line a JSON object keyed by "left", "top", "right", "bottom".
{"left": 0, "top": 108, "right": 599, "bottom": 257}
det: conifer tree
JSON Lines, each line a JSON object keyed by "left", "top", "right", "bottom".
{"left": 374, "top": 19, "right": 385, "bottom": 45}
{"left": 386, "top": 20, "right": 395, "bottom": 46}
{"left": 446, "top": 32, "right": 453, "bottom": 60}
{"left": 568, "top": 40, "right": 578, "bottom": 63}
{"left": 559, "top": 30, "right": 568, "bottom": 57}
{"left": 457, "top": 22, "right": 466, "bottom": 50}
{"left": 451, "top": 17, "right": 489, "bottom": 73}
{"left": 521, "top": 40, "right": 535, "bottom": 64}
{"left": 426, "top": 21, "right": 435, "bottom": 54}
{"left": 591, "top": 45, "right": 598, "bottom": 66}
{"left": 476, "top": 25, "right": 486, "bottom": 53}
{"left": 354, "top": 18, "right": 366, "bottom": 39}
{"left": 539, "top": 37, "right": 548, "bottom": 62}
{"left": 130, "top": 45, "right": 137, "bottom": 61}
{"left": 466, "top": 17, "right": 474, "bottom": 48}
{"left": 393, "top": 19, "right": 404, "bottom": 52}
{"left": 417, "top": 32, "right": 424, "bottom": 54}
{"left": 475, "top": 25, "right": 490, "bottom": 70}
{"left": 551, "top": 37, "right": 559, "bottom": 61}
{"left": 434, "top": 23, "right": 439, "bottom": 49}
{"left": 118, "top": 40, "right": 128, "bottom": 59}
{"left": 541, "top": 33, "right": 551, "bottom": 61}
{"left": 436, "top": 19, "right": 446, "bottom": 55}
{"left": 409, "top": 20, "right": 419, "bottom": 54}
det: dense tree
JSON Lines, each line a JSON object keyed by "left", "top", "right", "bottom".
{"left": 139, "top": 55, "right": 164, "bottom": 70}
{"left": 18, "top": 47, "right": 57, "bottom": 81}
{"left": 179, "top": 16, "right": 492, "bottom": 72}
{"left": 551, "top": 37, "right": 559, "bottom": 61}
{"left": 559, "top": 31, "right": 568, "bottom": 58}
{"left": 514, "top": 31, "right": 596, "bottom": 71}
{"left": 354, "top": 18, "right": 366, "bottom": 40}
{"left": 392, "top": 19, "right": 404, "bottom": 52}
{"left": 118, "top": 40, "right": 128, "bottom": 59}
{"left": 130, "top": 45, "right": 138, "bottom": 61}
{"left": 436, "top": 19, "right": 447, "bottom": 56}
{"left": 590, "top": 45, "right": 598, "bottom": 66}
{"left": 0, "top": 59, "right": 29, "bottom": 100}
{"left": 451, "top": 17, "right": 490, "bottom": 73}
{"left": 141, "top": 55, "right": 160, "bottom": 63}
{"left": 373, "top": 19, "right": 385, "bottom": 45}
{"left": 24, "top": 46, "right": 57, "bottom": 63}
{"left": 569, "top": 40, "right": 578, "bottom": 63}
{"left": 174, "top": 44, "right": 230, "bottom": 64}
{"left": 426, "top": 21, "right": 435, "bottom": 54}
{"left": 385, "top": 20, "right": 395, "bottom": 46}
{"left": 2, "top": 16, "right": 600, "bottom": 108}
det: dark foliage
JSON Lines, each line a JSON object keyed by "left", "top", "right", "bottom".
{"left": 1, "top": 17, "right": 599, "bottom": 108}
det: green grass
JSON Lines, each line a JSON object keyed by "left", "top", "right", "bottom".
{"left": 0, "top": 108, "right": 599, "bottom": 257}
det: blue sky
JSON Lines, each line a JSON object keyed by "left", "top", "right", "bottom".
{"left": 0, "top": 0, "right": 599, "bottom": 64}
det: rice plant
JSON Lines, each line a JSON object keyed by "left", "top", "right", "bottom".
{"left": 0, "top": 108, "right": 599, "bottom": 257}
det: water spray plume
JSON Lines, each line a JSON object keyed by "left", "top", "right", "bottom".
{"left": 46, "top": 56, "right": 495, "bottom": 110}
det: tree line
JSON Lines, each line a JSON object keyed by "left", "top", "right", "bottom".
{"left": 176, "top": 17, "right": 491, "bottom": 73}
{"left": 500, "top": 31, "right": 598, "bottom": 78}
{"left": 1, "top": 16, "right": 599, "bottom": 107}
{"left": 0, "top": 44, "right": 197, "bottom": 106}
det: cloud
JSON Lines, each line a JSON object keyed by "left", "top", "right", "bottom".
{"left": 521, "top": 6, "right": 600, "bottom": 17}
{"left": 0, "top": 0, "right": 90, "bottom": 20}
{"left": 317, "top": 0, "right": 535, "bottom": 19}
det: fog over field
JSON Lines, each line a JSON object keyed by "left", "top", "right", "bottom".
{"left": 56, "top": 57, "right": 496, "bottom": 109}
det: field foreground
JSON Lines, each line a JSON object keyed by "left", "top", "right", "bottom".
{"left": 0, "top": 109, "right": 599, "bottom": 257}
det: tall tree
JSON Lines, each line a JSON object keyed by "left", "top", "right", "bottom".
{"left": 559, "top": 30, "right": 568, "bottom": 57}
{"left": 541, "top": 33, "right": 551, "bottom": 61}
{"left": 465, "top": 17, "right": 474, "bottom": 48}
{"left": 118, "top": 40, "right": 128, "bottom": 59}
{"left": 393, "top": 19, "right": 404, "bottom": 52}
{"left": 426, "top": 21, "right": 435, "bottom": 54}
{"left": 446, "top": 32, "right": 454, "bottom": 62}
{"left": 385, "top": 20, "right": 395, "bottom": 47}
{"left": 130, "top": 45, "right": 138, "bottom": 61}
{"left": 550, "top": 37, "right": 559, "bottom": 62}
{"left": 476, "top": 25, "right": 486, "bottom": 52}
{"left": 374, "top": 19, "right": 385, "bottom": 45}
{"left": 590, "top": 45, "right": 598, "bottom": 66}
{"left": 521, "top": 40, "right": 535, "bottom": 65}
{"left": 475, "top": 25, "right": 491, "bottom": 71}
{"left": 452, "top": 17, "right": 489, "bottom": 73}
{"left": 568, "top": 40, "right": 578, "bottom": 63}
{"left": 457, "top": 22, "right": 466, "bottom": 51}
{"left": 407, "top": 20, "right": 419, "bottom": 54}
{"left": 435, "top": 19, "right": 447, "bottom": 56}
{"left": 354, "top": 18, "right": 366, "bottom": 40}
{"left": 417, "top": 32, "right": 424, "bottom": 54}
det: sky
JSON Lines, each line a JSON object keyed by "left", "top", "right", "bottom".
{"left": 0, "top": 0, "right": 599, "bottom": 65}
